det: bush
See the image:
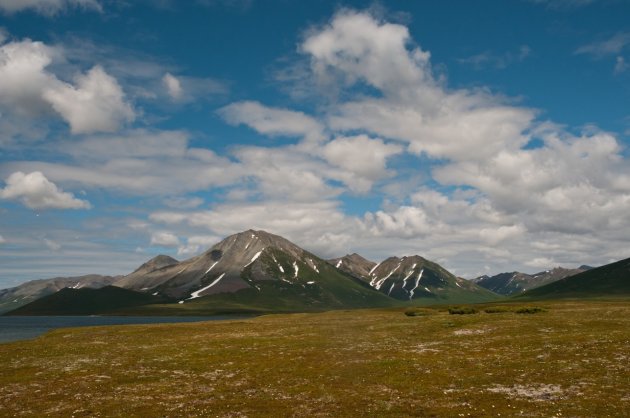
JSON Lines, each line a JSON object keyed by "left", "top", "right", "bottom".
{"left": 404, "top": 308, "right": 433, "bottom": 317}
{"left": 515, "top": 307, "right": 546, "bottom": 314}
{"left": 448, "top": 307, "right": 478, "bottom": 315}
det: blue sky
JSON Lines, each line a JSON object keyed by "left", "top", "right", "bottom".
{"left": 1, "top": 0, "right": 629, "bottom": 287}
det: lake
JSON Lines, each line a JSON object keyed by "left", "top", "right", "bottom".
{"left": 0, "top": 315, "right": 249, "bottom": 344}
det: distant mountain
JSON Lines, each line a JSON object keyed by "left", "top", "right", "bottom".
{"left": 519, "top": 257, "right": 630, "bottom": 299}
{"left": 0, "top": 274, "right": 118, "bottom": 314}
{"left": 112, "top": 229, "right": 397, "bottom": 313}
{"left": 473, "top": 267, "right": 589, "bottom": 296}
{"left": 113, "top": 254, "right": 179, "bottom": 290}
{"left": 331, "top": 254, "right": 499, "bottom": 303}
{"left": 327, "top": 253, "right": 376, "bottom": 281}
{"left": 5, "top": 286, "right": 168, "bottom": 316}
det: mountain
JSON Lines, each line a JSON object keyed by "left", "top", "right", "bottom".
{"left": 0, "top": 274, "right": 118, "bottom": 314}
{"left": 473, "top": 267, "right": 589, "bottom": 296}
{"left": 5, "top": 286, "right": 168, "bottom": 316}
{"left": 332, "top": 254, "right": 499, "bottom": 303}
{"left": 112, "top": 229, "right": 397, "bottom": 312}
{"left": 327, "top": 253, "right": 377, "bottom": 281}
{"left": 519, "top": 257, "right": 630, "bottom": 299}
{"left": 113, "top": 254, "right": 179, "bottom": 290}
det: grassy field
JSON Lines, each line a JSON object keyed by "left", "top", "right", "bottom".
{"left": 1, "top": 300, "right": 628, "bottom": 417}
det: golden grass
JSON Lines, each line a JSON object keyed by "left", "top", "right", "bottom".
{"left": 1, "top": 300, "right": 629, "bottom": 417}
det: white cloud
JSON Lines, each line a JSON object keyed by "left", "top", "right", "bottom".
{"left": 479, "top": 224, "right": 526, "bottom": 246}
{"left": 301, "top": 11, "right": 535, "bottom": 162}
{"left": 162, "top": 72, "right": 183, "bottom": 100}
{"left": 302, "top": 10, "right": 432, "bottom": 99}
{"left": 322, "top": 135, "right": 403, "bottom": 182}
{"left": 614, "top": 56, "right": 628, "bottom": 74}
{"left": 0, "top": 171, "right": 91, "bottom": 209}
{"left": 0, "top": 38, "right": 134, "bottom": 134}
{"left": 177, "top": 235, "right": 220, "bottom": 256}
{"left": 150, "top": 200, "right": 354, "bottom": 258}
{"left": 219, "top": 101, "right": 325, "bottom": 143}
{"left": 43, "top": 238, "right": 61, "bottom": 251}
{"left": 576, "top": 32, "right": 630, "bottom": 58}
{"left": 0, "top": 234, "right": 5, "bottom": 244}
{"left": 0, "top": 0, "right": 101, "bottom": 15}
{"left": 150, "top": 231, "right": 180, "bottom": 247}
{"left": 0, "top": 39, "right": 59, "bottom": 117}
{"left": 43, "top": 65, "right": 135, "bottom": 134}
{"left": 6, "top": 129, "right": 241, "bottom": 195}
{"left": 525, "top": 257, "right": 556, "bottom": 269}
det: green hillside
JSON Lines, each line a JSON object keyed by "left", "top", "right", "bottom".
{"left": 518, "top": 257, "right": 630, "bottom": 299}
{"left": 4, "top": 286, "right": 168, "bottom": 316}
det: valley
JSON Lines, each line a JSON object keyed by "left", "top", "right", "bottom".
{"left": 0, "top": 300, "right": 628, "bottom": 417}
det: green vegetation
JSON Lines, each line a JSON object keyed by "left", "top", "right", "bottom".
{"left": 3, "top": 300, "right": 626, "bottom": 416}
{"left": 403, "top": 308, "right": 435, "bottom": 317}
{"left": 448, "top": 306, "right": 478, "bottom": 315}
{"left": 4, "top": 286, "right": 168, "bottom": 316}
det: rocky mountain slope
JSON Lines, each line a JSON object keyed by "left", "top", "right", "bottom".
{"left": 519, "top": 257, "right": 629, "bottom": 299}
{"left": 0, "top": 274, "right": 118, "bottom": 314}
{"left": 327, "top": 253, "right": 376, "bottom": 281}
{"left": 473, "top": 267, "right": 590, "bottom": 296}
{"left": 331, "top": 254, "right": 498, "bottom": 303}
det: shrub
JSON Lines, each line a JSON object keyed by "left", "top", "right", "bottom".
{"left": 448, "top": 307, "right": 478, "bottom": 315}
{"left": 515, "top": 307, "right": 547, "bottom": 314}
{"left": 404, "top": 308, "right": 433, "bottom": 317}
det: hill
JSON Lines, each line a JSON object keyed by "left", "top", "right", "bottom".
{"left": 0, "top": 274, "right": 118, "bottom": 314}
{"left": 5, "top": 286, "right": 168, "bottom": 316}
{"left": 518, "top": 257, "right": 630, "bottom": 299}
{"left": 473, "top": 267, "right": 588, "bottom": 296}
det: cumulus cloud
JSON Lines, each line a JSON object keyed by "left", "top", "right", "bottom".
{"left": 0, "top": 38, "right": 134, "bottom": 134}
{"left": 162, "top": 72, "right": 183, "bottom": 100}
{"left": 43, "top": 65, "right": 134, "bottom": 133}
{"left": 150, "top": 231, "right": 180, "bottom": 247}
{"left": 301, "top": 11, "right": 535, "bottom": 162}
{"left": 0, "top": 171, "right": 91, "bottom": 209}
{"left": 0, "top": 0, "right": 101, "bottom": 15}
{"left": 219, "top": 101, "right": 325, "bottom": 143}
{"left": 0, "top": 39, "right": 59, "bottom": 117}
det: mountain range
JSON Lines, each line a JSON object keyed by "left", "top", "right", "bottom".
{"left": 1, "top": 229, "right": 627, "bottom": 315}
{"left": 472, "top": 266, "right": 591, "bottom": 296}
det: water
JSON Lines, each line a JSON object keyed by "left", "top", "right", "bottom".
{"left": 0, "top": 315, "right": 249, "bottom": 344}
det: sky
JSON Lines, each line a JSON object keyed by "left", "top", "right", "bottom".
{"left": 1, "top": 0, "right": 630, "bottom": 287}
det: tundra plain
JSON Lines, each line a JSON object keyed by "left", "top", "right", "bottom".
{"left": 1, "top": 300, "right": 628, "bottom": 417}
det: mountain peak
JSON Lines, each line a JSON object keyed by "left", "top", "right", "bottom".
{"left": 132, "top": 255, "right": 179, "bottom": 274}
